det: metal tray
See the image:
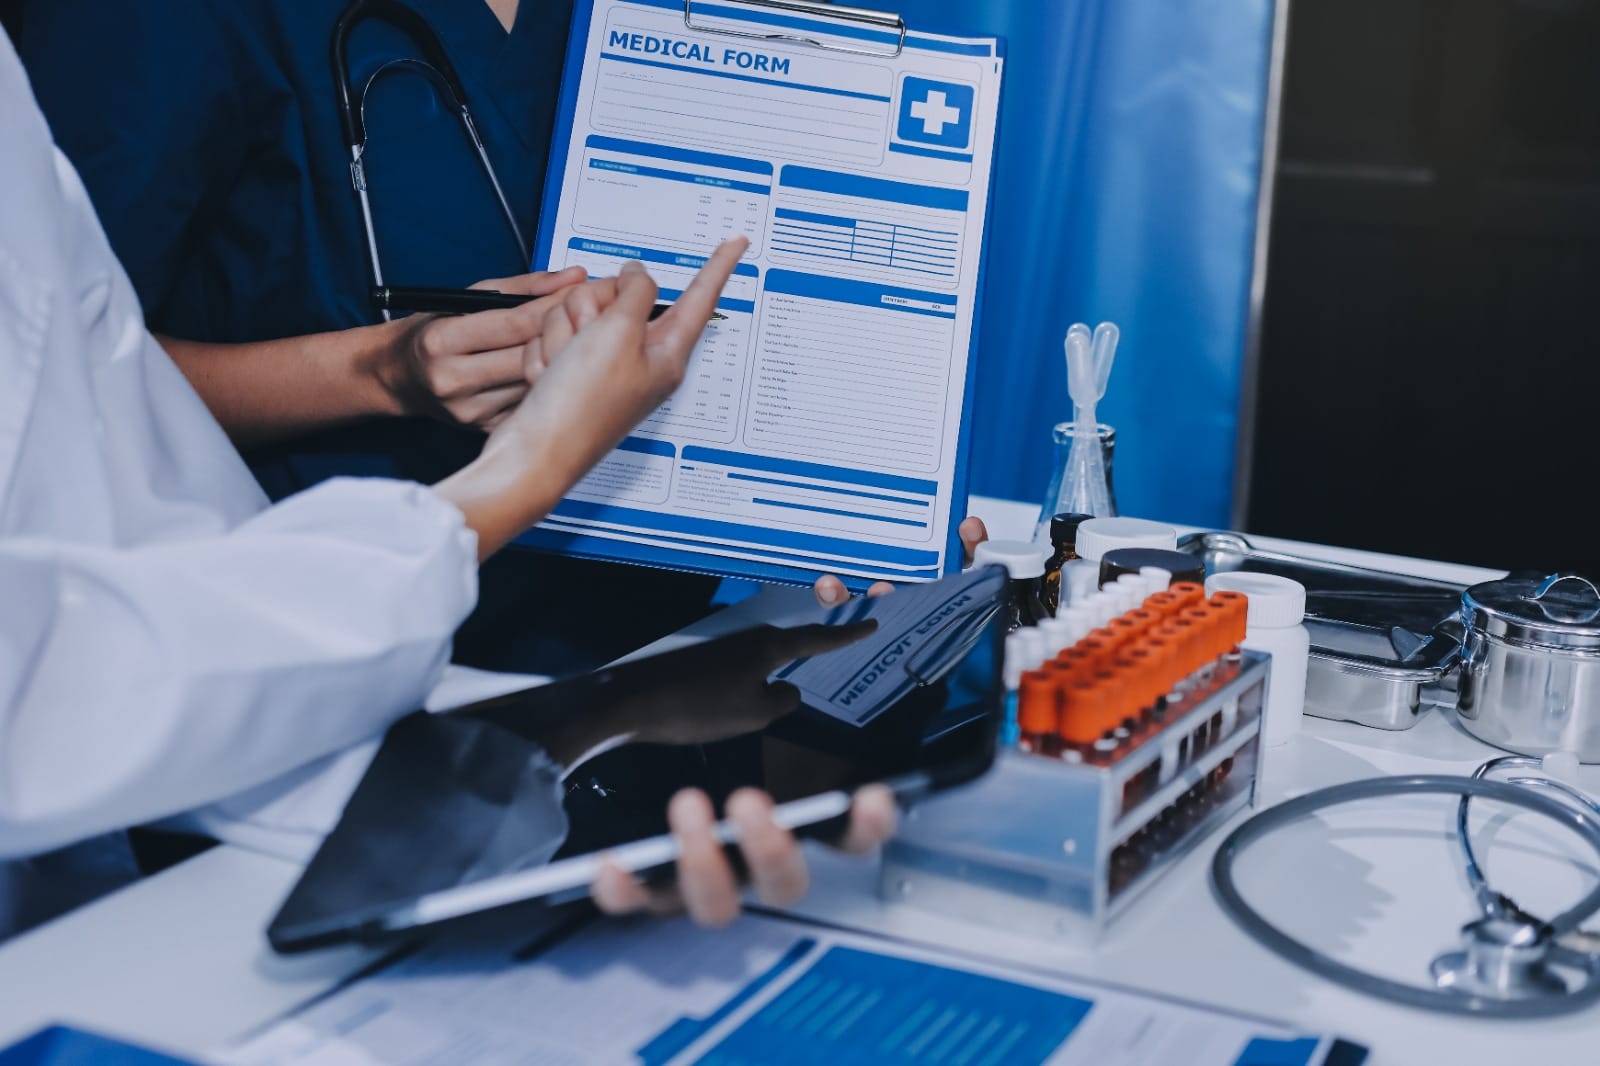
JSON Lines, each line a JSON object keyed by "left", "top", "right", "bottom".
{"left": 1178, "top": 532, "right": 1464, "bottom": 730}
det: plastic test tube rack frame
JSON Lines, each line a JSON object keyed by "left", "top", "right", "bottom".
{"left": 881, "top": 649, "right": 1270, "bottom": 944}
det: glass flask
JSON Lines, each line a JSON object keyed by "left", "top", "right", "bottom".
{"left": 1035, "top": 421, "right": 1117, "bottom": 542}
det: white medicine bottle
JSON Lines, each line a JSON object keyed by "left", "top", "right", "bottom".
{"left": 972, "top": 540, "right": 1050, "bottom": 632}
{"left": 1063, "top": 517, "right": 1178, "bottom": 608}
{"left": 1205, "top": 572, "right": 1309, "bottom": 750}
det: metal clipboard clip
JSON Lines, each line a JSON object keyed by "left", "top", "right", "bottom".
{"left": 684, "top": 0, "right": 907, "bottom": 59}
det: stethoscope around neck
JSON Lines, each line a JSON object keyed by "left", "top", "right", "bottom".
{"left": 331, "top": 0, "right": 531, "bottom": 320}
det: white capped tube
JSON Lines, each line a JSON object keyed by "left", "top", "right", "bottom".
{"left": 1062, "top": 558, "right": 1100, "bottom": 607}
{"left": 1038, "top": 617, "right": 1074, "bottom": 657}
{"left": 1138, "top": 566, "right": 1173, "bottom": 598}
{"left": 1088, "top": 593, "right": 1117, "bottom": 627}
{"left": 1017, "top": 627, "right": 1049, "bottom": 671}
{"left": 1003, "top": 632, "right": 1026, "bottom": 691}
{"left": 1059, "top": 606, "right": 1093, "bottom": 646}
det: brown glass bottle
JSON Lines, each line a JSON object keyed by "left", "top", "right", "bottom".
{"left": 1039, "top": 512, "right": 1093, "bottom": 617}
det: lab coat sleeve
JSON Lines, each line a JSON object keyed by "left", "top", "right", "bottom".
{"left": 17, "top": 0, "right": 245, "bottom": 314}
{"left": 0, "top": 478, "right": 478, "bottom": 860}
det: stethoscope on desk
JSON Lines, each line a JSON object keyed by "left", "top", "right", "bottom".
{"left": 331, "top": 0, "right": 531, "bottom": 320}
{"left": 1211, "top": 757, "right": 1600, "bottom": 1017}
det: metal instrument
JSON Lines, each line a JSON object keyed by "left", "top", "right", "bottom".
{"left": 1211, "top": 763, "right": 1600, "bottom": 1017}
{"left": 1458, "top": 572, "right": 1600, "bottom": 761}
{"left": 1179, "top": 532, "right": 1463, "bottom": 730}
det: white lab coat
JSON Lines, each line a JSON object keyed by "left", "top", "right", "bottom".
{"left": 0, "top": 33, "right": 543, "bottom": 869}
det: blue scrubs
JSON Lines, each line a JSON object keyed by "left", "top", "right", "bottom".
{"left": 19, "top": 0, "right": 717, "bottom": 673}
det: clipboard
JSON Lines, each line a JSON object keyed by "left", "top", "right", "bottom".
{"left": 523, "top": 0, "right": 1005, "bottom": 591}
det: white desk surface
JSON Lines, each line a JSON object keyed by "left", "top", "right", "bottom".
{"left": 2, "top": 499, "right": 1595, "bottom": 1064}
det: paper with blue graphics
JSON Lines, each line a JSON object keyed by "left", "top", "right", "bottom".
{"left": 527, "top": 0, "right": 1004, "bottom": 588}
{"left": 220, "top": 913, "right": 1360, "bottom": 1066}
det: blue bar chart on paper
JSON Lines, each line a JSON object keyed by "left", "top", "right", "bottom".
{"left": 526, "top": 0, "right": 1005, "bottom": 588}
{"left": 685, "top": 946, "right": 1090, "bottom": 1065}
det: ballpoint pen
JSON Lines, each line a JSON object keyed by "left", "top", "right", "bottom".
{"left": 372, "top": 285, "right": 728, "bottom": 321}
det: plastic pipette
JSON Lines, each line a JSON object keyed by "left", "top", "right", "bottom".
{"left": 1060, "top": 322, "right": 1114, "bottom": 516}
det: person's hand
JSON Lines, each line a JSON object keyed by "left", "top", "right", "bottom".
{"left": 590, "top": 784, "right": 899, "bottom": 926}
{"left": 377, "top": 266, "right": 588, "bottom": 429}
{"left": 811, "top": 516, "right": 990, "bottom": 606}
{"left": 502, "top": 621, "right": 877, "bottom": 768}
{"left": 491, "top": 237, "right": 745, "bottom": 479}
{"left": 433, "top": 240, "right": 746, "bottom": 559}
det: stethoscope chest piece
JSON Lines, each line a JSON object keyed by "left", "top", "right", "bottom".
{"left": 1430, "top": 916, "right": 1593, "bottom": 1001}
{"left": 1212, "top": 774, "right": 1600, "bottom": 1017}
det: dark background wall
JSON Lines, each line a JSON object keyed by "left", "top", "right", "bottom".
{"left": 1245, "top": 0, "right": 1600, "bottom": 573}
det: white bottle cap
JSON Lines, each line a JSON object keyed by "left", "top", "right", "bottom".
{"left": 1038, "top": 617, "right": 1074, "bottom": 656}
{"left": 1054, "top": 605, "right": 1088, "bottom": 645}
{"left": 1111, "top": 579, "right": 1143, "bottom": 614}
{"left": 1016, "top": 627, "right": 1049, "bottom": 670}
{"left": 1087, "top": 592, "right": 1117, "bottom": 627}
{"left": 1003, "top": 632, "right": 1026, "bottom": 689}
{"left": 1206, "top": 572, "right": 1307, "bottom": 628}
{"left": 1075, "top": 517, "right": 1179, "bottom": 563}
{"left": 972, "top": 539, "right": 1050, "bottom": 579}
{"left": 1063, "top": 559, "right": 1100, "bottom": 606}
{"left": 1138, "top": 566, "right": 1173, "bottom": 597}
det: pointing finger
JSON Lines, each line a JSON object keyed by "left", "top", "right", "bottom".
{"left": 645, "top": 237, "right": 747, "bottom": 352}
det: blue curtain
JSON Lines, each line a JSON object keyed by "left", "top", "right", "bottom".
{"left": 904, "top": 0, "right": 1275, "bottom": 526}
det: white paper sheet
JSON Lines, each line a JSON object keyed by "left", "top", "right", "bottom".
{"left": 222, "top": 913, "right": 1355, "bottom": 1066}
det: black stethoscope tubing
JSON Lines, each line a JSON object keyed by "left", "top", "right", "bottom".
{"left": 331, "top": 0, "right": 531, "bottom": 319}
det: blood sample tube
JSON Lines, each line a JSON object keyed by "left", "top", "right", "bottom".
{"left": 1138, "top": 566, "right": 1175, "bottom": 597}
{"left": 1058, "top": 677, "right": 1104, "bottom": 758}
{"left": 1142, "top": 636, "right": 1177, "bottom": 717}
{"left": 1124, "top": 645, "right": 1160, "bottom": 724}
{"left": 1038, "top": 616, "right": 1075, "bottom": 657}
{"left": 1163, "top": 619, "right": 1202, "bottom": 684}
{"left": 1108, "top": 658, "right": 1143, "bottom": 736}
{"left": 1169, "top": 582, "right": 1206, "bottom": 610}
{"left": 1144, "top": 590, "right": 1184, "bottom": 619}
{"left": 1078, "top": 633, "right": 1116, "bottom": 668}
{"left": 1108, "top": 616, "right": 1143, "bottom": 650}
{"left": 1018, "top": 670, "right": 1061, "bottom": 756}
{"left": 1210, "top": 591, "right": 1249, "bottom": 659}
{"left": 1001, "top": 632, "right": 1025, "bottom": 746}
{"left": 1126, "top": 608, "right": 1163, "bottom": 635}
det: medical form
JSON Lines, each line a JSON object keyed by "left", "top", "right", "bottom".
{"left": 223, "top": 913, "right": 1364, "bottom": 1065}
{"left": 522, "top": 0, "right": 1004, "bottom": 589}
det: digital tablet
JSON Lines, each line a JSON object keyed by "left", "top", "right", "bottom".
{"left": 267, "top": 566, "right": 1008, "bottom": 953}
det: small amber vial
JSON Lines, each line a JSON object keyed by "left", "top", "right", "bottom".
{"left": 1039, "top": 512, "right": 1094, "bottom": 617}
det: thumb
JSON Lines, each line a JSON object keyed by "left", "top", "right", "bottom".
{"left": 608, "top": 260, "right": 660, "bottom": 323}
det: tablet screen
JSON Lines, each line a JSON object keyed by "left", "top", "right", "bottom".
{"left": 269, "top": 566, "right": 1007, "bottom": 951}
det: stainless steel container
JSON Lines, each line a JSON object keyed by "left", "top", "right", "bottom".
{"left": 1179, "top": 532, "right": 1464, "bottom": 730}
{"left": 1457, "top": 573, "right": 1600, "bottom": 761}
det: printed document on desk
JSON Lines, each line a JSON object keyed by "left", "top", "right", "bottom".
{"left": 221, "top": 912, "right": 1365, "bottom": 1066}
{"left": 520, "top": 0, "right": 1005, "bottom": 589}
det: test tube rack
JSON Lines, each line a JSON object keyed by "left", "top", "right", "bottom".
{"left": 881, "top": 585, "right": 1270, "bottom": 944}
